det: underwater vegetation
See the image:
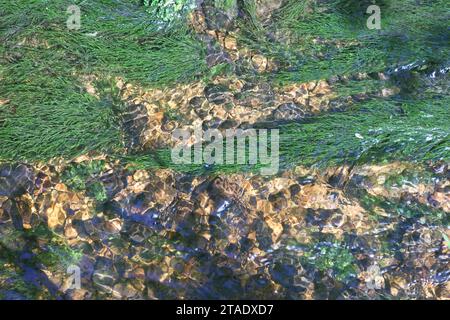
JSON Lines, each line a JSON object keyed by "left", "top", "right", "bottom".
{"left": 0, "top": 0, "right": 207, "bottom": 160}
{"left": 143, "top": 0, "right": 199, "bottom": 24}
{"left": 0, "top": 0, "right": 449, "bottom": 300}
{"left": 0, "top": 0, "right": 448, "bottom": 166}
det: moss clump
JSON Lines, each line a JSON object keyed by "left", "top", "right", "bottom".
{"left": 61, "top": 160, "right": 109, "bottom": 202}
{"left": 61, "top": 161, "right": 106, "bottom": 192}
{"left": 143, "top": 0, "right": 198, "bottom": 24}
{"left": 35, "top": 241, "right": 83, "bottom": 273}
{"left": 303, "top": 241, "right": 357, "bottom": 282}
{"left": 0, "top": 261, "right": 45, "bottom": 300}
{"left": 357, "top": 191, "right": 449, "bottom": 225}
{"left": 0, "top": 224, "right": 82, "bottom": 299}
{"left": 15, "top": 224, "right": 82, "bottom": 272}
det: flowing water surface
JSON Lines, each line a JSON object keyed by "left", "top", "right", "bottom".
{"left": 0, "top": 0, "right": 448, "bottom": 299}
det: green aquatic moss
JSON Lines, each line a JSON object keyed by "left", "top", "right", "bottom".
{"left": 0, "top": 224, "right": 82, "bottom": 299}
{"left": 61, "top": 161, "right": 107, "bottom": 192}
{"left": 280, "top": 95, "right": 450, "bottom": 168}
{"left": 36, "top": 242, "right": 83, "bottom": 273}
{"left": 356, "top": 191, "right": 448, "bottom": 225}
{"left": 143, "top": 0, "right": 198, "bottom": 24}
{"left": 0, "top": 261, "right": 44, "bottom": 300}
{"left": 122, "top": 93, "right": 450, "bottom": 174}
{"left": 0, "top": 1, "right": 208, "bottom": 86}
{"left": 12, "top": 224, "right": 82, "bottom": 272}
{"left": 238, "top": 0, "right": 449, "bottom": 84}
{"left": 0, "top": 0, "right": 208, "bottom": 162}
{"left": 61, "top": 160, "right": 109, "bottom": 202}
{"left": 0, "top": 0, "right": 448, "bottom": 171}
{"left": 302, "top": 241, "right": 357, "bottom": 282}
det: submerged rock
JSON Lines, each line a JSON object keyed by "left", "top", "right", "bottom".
{"left": 255, "top": 0, "right": 284, "bottom": 22}
{"left": 0, "top": 164, "right": 34, "bottom": 229}
{"left": 272, "top": 103, "right": 307, "bottom": 121}
{"left": 0, "top": 164, "right": 34, "bottom": 198}
{"left": 201, "top": 0, "right": 237, "bottom": 31}
{"left": 204, "top": 84, "right": 234, "bottom": 105}
{"left": 121, "top": 104, "right": 150, "bottom": 152}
